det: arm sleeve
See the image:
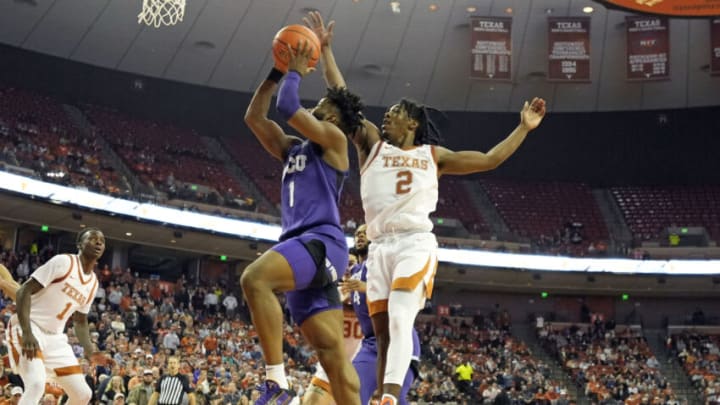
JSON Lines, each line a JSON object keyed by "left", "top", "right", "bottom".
{"left": 31, "top": 254, "right": 72, "bottom": 287}
{"left": 276, "top": 71, "right": 302, "bottom": 120}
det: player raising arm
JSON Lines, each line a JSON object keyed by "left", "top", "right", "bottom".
{"left": 305, "top": 11, "right": 546, "bottom": 405}
{"left": 242, "top": 40, "right": 363, "bottom": 405}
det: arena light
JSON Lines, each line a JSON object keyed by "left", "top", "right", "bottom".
{"left": 2, "top": 171, "right": 720, "bottom": 275}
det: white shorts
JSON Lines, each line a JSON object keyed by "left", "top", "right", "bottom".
{"left": 6, "top": 315, "right": 81, "bottom": 378}
{"left": 366, "top": 232, "right": 438, "bottom": 316}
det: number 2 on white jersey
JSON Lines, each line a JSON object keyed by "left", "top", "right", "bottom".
{"left": 396, "top": 170, "right": 413, "bottom": 194}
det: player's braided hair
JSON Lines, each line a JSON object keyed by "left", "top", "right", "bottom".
{"left": 326, "top": 87, "right": 365, "bottom": 136}
{"left": 399, "top": 98, "right": 445, "bottom": 146}
{"left": 76, "top": 227, "right": 102, "bottom": 247}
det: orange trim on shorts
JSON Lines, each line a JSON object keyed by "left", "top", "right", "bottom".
{"left": 391, "top": 256, "right": 432, "bottom": 292}
{"left": 310, "top": 376, "right": 332, "bottom": 395}
{"left": 10, "top": 323, "right": 43, "bottom": 361}
{"left": 360, "top": 141, "right": 384, "bottom": 176}
{"left": 9, "top": 340, "right": 19, "bottom": 365}
{"left": 55, "top": 365, "right": 83, "bottom": 376}
{"left": 367, "top": 299, "right": 388, "bottom": 316}
{"left": 50, "top": 254, "right": 74, "bottom": 284}
{"left": 8, "top": 323, "right": 19, "bottom": 364}
{"left": 424, "top": 258, "right": 439, "bottom": 299}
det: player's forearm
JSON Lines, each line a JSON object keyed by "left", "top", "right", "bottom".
{"left": 16, "top": 284, "right": 33, "bottom": 334}
{"left": 485, "top": 124, "right": 530, "bottom": 167}
{"left": 74, "top": 320, "right": 94, "bottom": 357}
{"left": 148, "top": 392, "right": 159, "bottom": 405}
{"left": 245, "top": 80, "right": 278, "bottom": 123}
{"left": 320, "top": 45, "right": 346, "bottom": 88}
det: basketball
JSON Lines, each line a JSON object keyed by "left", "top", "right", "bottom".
{"left": 272, "top": 25, "right": 321, "bottom": 73}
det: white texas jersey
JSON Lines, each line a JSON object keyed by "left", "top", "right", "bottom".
{"left": 29, "top": 254, "right": 98, "bottom": 334}
{"left": 360, "top": 141, "right": 439, "bottom": 241}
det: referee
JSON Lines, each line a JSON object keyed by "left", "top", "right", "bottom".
{"left": 148, "top": 356, "right": 196, "bottom": 405}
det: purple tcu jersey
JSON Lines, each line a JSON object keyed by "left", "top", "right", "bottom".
{"left": 280, "top": 140, "right": 347, "bottom": 241}
{"left": 350, "top": 262, "right": 374, "bottom": 338}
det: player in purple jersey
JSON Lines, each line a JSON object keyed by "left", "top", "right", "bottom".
{"left": 341, "top": 225, "right": 420, "bottom": 405}
{"left": 242, "top": 42, "right": 363, "bottom": 405}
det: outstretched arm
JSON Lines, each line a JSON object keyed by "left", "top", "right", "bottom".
{"left": 437, "top": 98, "right": 546, "bottom": 176}
{"left": 305, "top": 11, "right": 345, "bottom": 89}
{"left": 305, "top": 11, "right": 380, "bottom": 166}
{"left": 244, "top": 69, "right": 299, "bottom": 162}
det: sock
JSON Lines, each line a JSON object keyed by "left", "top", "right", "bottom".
{"left": 265, "top": 363, "right": 289, "bottom": 389}
{"left": 381, "top": 394, "right": 398, "bottom": 404}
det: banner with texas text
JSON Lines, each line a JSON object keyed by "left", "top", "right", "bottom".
{"left": 548, "top": 17, "right": 591, "bottom": 82}
{"left": 470, "top": 17, "right": 512, "bottom": 80}
{"left": 712, "top": 19, "right": 720, "bottom": 76}
{"left": 626, "top": 16, "right": 670, "bottom": 81}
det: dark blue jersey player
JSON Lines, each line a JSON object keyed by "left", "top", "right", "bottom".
{"left": 242, "top": 41, "right": 364, "bottom": 405}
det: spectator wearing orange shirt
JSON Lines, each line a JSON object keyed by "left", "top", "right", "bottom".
{"left": 203, "top": 333, "right": 218, "bottom": 353}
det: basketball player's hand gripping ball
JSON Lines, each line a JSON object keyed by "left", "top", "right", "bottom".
{"left": 272, "top": 25, "right": 321, "bottom": 73}
{"left": 286, "top": 40, "right": 317, "bottom": 77}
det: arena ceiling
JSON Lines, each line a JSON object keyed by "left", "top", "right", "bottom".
{"left": 1, "top": 0, "right": 718, "bottom": 112}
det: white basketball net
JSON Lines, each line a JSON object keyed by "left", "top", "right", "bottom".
{"left": 138, "top": 0, "right": 185, "bottom": 28}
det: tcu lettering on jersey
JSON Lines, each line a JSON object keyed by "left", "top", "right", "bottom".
{"left": 283, "top": 154, "right": 307, "bottom": 177}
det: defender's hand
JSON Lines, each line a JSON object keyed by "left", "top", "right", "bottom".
{"left": 520, "top": 97, "right": 546, "bottom": 131}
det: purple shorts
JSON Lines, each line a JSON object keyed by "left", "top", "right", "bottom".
{"left": 272, "top": 230, "right": 348, "bottom": 326}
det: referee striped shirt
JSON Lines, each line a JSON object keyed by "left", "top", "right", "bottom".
{"left": 155, "top": 373, "right": 192, "bottom": 405}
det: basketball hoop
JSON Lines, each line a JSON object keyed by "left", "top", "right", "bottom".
{"left": 138, "top": 0, "right": 185, "bottom": 28}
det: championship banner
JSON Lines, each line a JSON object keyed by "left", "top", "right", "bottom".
{"left": 548, "top": 17, "right": 591, "bottom": 82}
{"left": 626, "top": 16, "right": 670, "bottom": 80}
{"left": 597, "top": 0, "right": 720, "bottom": 17}
{"left": 470, "top": 17, "right": 512, "bottom": 80}
{"left": 712, "top": 19, "right": 720, "bottom": 76}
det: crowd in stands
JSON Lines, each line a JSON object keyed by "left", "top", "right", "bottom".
{"left": 4, "top": 85, "right": 720, "bottom": 259}
{"left": 539, "top": 321, "right": 680, "bottom": 404}
{"left": 0, "top": 87, "right": 127, "bottom": 196}
{"left": 417, "top": 313, "right": 573, "bottom": 404}
{"left": 668, "top": 332, "right": 720, "bottom": 404}
{"left": 83, "top": 105, "right": 260, "bottom": 214}
{"left": 0, "top": 240, "right": 582, "bottom": 405}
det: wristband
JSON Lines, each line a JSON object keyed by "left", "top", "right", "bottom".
{"left": 266, "top": 67, "right": 284, "bottom": 84}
